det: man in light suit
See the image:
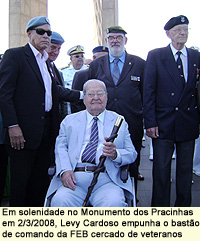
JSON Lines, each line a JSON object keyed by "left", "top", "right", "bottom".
{"left": 143, "top": 15, "right": 200, "bottom": 206}
{"left": 0, "top": 16, "right": 81, "bottom": 206}
{"left": 45, "top": 79, "right": 137, "bottom": 207}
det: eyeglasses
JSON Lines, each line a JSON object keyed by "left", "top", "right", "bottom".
{"left": 72, "top": 54, "right": 84, "bottom": 58}
{"left": 32, "top": 28, "right": 52, "bottom": 36}
{"left": 85, "top": 91, "right": 106, "bottom": 98}
{"left": 107, "top": 35, "right": 124, "bottom": 42}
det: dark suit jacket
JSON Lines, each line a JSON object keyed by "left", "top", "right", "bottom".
{"left": 71, "top": 68, "right": 89, "bottom": 113}
{"left": 51, "top": 63, "right": 68, "bottom": 121}
{"left": 0, "top": 44, "right": 80, "bottom": 149}
{"left": 88, "top": 52, "right": 145, "bottom": 141}
{"left": 197, "top": 70, "right": 200, "bottom": 111}
{"left": 143, "top": 45, "right": 200, "bottom": 141}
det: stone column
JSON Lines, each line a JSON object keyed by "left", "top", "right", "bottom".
{"left": 9, "top": 0, "right": 47, "bottom": 48}
{"left": 93, "top": 0, "right": 118, "bottom": 46}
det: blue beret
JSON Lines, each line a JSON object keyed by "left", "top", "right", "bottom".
{"left": 92, "top": 46, "right": 109, "bottom": 54}
{"left": 164, "top": 15, "right": 189, "bottom": 31}
{"left": 26, "top": 16, "right": 50, "bottom": 32}
{"left": 106, "top": 26, "right": 127, "bottom": 35}
{"left": 51, "top": 32, "right": 65, "bottom": 45}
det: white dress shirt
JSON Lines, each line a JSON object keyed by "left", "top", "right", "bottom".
{"left": 29, "top": 42, "right": 52, "bottom": 111}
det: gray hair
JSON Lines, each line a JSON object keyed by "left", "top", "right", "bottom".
{"left": 83, "top": 79, "right": 107, "bottom": 94}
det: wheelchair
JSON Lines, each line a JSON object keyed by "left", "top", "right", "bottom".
{"left": 48, "top": 164, "right": 136, "bottom": 207}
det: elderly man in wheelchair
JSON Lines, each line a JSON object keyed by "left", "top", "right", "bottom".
{"left": 44, "top": 79, "right": 137, "bottom": 207}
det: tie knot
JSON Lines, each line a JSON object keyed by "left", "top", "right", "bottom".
{"left": 114, "top": 58, "right": 119, "bottom": 64}
{"left": 176, "top": 51, "right": 182, "bottom": 57}
{"left": 93, "top": 117, "right": 98, "bottom": 122}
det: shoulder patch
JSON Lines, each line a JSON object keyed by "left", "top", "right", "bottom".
{"left": 61, "top": 63, "right": 71, "bottom": 70}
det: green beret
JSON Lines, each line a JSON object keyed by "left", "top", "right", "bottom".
{"left": 51, "top": 32, "right": 65, "bottom": 45}
{"left": 26, "top": 16, "right": 50, "bottom": 32}
{"left": 106, "top": 26, "right": 127, "bottom": 35}
{"left": 164, "top": 15, "right": 189, "bottom": 31}
{"left": 67, "top": 45, "right": 85, "bottom": 56}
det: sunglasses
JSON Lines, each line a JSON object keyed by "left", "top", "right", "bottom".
{"left": 72, "top": 54, "right": 84, "bottom": 58}
{"left": 32, "top": 28, "right": 52, "bottom": 36}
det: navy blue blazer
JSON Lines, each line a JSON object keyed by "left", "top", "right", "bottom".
{"left": 0, "top": 44, "right": 80, "bottom": 149}
{"left": 143, "top": 45, "right": 200, "bottom": 141}
{"left": 88, "top": 52, "right": 145, "bottom": 141}
{"left": 71, "top": 68, "right": 89, "bottom": 113}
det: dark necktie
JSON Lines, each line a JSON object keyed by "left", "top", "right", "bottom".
{"left": 51, "top": 63, "right": 57, "bottom": 79}
{"left": 176, "top": 51, "right": 185, "bottom": 87}
{"left": 81, "top": 117, "right": 98, "bottom": 164}
{"left": 113, "top": 58, "right": 120, "bottom": 85}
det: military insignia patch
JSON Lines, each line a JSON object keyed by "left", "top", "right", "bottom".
{"left": 131, "top": 76, "right": 140, "bottom": 81}
{"left": 181, "top": 17, "right": 185, "bottom": 23}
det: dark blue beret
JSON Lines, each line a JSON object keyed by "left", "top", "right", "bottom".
{"left": 164, "top": 15, "right": 189, "bottom": 31}
{"left": 51, "top": 32, "right": 65, "bottom": 45}
{"left": 92, "top": 46, "right": 108, "bottom": 54}
{"left": 26, "top": 16, "right": 50, "bottom": 32}
{"left": 106, "top": 26, "right": 127, "bottom": 35}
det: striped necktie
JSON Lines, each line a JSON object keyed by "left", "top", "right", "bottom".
{"left": 81, "top": 117, "right": 98, "bottom": 164}
{"left": 113, "top": 58, "right": 120, "bottom": 85}
{"left": 176, "top": 51, "right": 185, "bottom": 88}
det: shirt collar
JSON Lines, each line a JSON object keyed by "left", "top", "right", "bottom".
{"left": 170, "top": 43, "right": 187, "bottom": 57}
{"left": 28, "top": 42, "right": 49, "bottom": 61}
{"left": 86, "top": 110, "right": 105, "bottom": 124}
{"left": 109, "top": 51, "right": 126, "bottom": 63}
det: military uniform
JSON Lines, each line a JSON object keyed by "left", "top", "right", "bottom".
{"left": 61, "top": 63, "right": 88, "bottom": 89}
{"left": 61, "top": 45, "right": 88, "bottom": 114}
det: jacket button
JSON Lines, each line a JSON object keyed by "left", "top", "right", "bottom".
{"left": 175, "top": 107, "right": 179, "bottom": 111}
{"left": 188, "top": 107, "right": 190, "bottom": 110}
{"left": 171, "top": 93, "right": 175, "bottom": 96}
{"left": 114, "top": 98, "right": 117, "bottom": 101}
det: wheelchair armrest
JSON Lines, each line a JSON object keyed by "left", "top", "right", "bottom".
{"left": 120, "top": 164, "right": 129, "bottom": 183}
{"left": 48, "top": 165, "right": 129, "bottom": 183}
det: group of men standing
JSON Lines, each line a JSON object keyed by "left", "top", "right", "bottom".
{"left": 0, "top": 14, "right": 199, "bottom": 207}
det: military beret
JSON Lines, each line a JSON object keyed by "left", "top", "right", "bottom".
{"left": 164, "top": 15, "right": 189, "bottom": 31}
{"left": 26, "top": 16, "right": 50, "bottom": 32}
{"left": 51, "top": 32, "right": 65, "bottom": 45}
{"left": 67, "top": 45, "right": 85, "bottom": 56}
{"left": 92, "top": 46, "right": 109, "bottom": 54}
{"left": 106, "top": 26, "right": 127, "bottom": 35}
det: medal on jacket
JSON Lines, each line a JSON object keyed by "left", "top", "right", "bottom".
{"left": 196, "top": 68, "right": 199, "bottom": 80}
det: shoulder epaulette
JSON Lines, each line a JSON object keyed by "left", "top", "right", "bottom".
{"left": 61, "top": 63, "right": 71, "bottom": 70}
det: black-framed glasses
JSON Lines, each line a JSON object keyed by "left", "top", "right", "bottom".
{"left": 72, "top": 54, "right": 84, "bottom": 58}
{"left": 32, "top": 28, "right": 52, "bottom": 36}
{"left": 107, "top": 35, "right": 124, "bottom": 42}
